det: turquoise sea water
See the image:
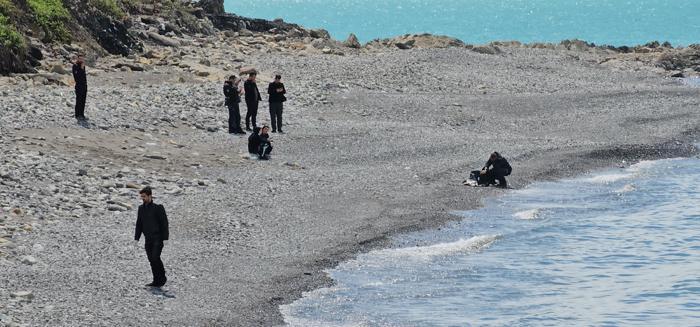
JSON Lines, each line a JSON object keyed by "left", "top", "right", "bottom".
{"left": 282, "top": 156, "right": 700, "bottom": 326}
{"left": 224, "top": 0, "right": 700, "bottom": 46}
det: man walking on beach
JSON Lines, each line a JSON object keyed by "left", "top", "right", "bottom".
{"left": 224, "top": 75, "right": 245, "bottom": 134}
{"left": 267, "top": 74, "right": 287, "bottom": 133}
{"left": 134, "top": 187, "right": 169, "bottom": 287}
{"left": 72, "top": 54, "right": 88, "bottom": 121}
{"left": 244, "top": 72, "right": 262, "bottom": 131}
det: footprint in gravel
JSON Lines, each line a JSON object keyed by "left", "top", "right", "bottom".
{"left": 147, "top": 287, "right": 176, "bottom": 298}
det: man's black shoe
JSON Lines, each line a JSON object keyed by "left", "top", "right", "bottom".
{"left": 245, "top": 127, "right": 252, "bottom": 131}
{"left": 146, "top": 282, "right": 156, "bottom": 287}
{"left": 272, "top": 130, "right": 277, "bottom": 133}
{"left": 278, "top": 130, "right": 284, "bottom": 134}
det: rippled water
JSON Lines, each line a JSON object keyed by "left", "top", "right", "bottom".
{"left": 282, "top": 157, "right": 700, "bottom": 326}
{"left": 225, "top": 0, "right": 700, "bottom": 45}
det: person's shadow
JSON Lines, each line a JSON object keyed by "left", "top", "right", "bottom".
{"left": 148, "top": 287, "right": 176, "bottom": 298}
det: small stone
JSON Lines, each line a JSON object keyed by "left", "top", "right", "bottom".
{"left": 216, "top": 178, "right": 227, "bottom": 184}
{"left": 10, "top": 291, "right": 34, "bottom": 301}
{"left": 107, "top": 205, "right": 127, "bottom": 212}
{"left": 126, "top": 182, "right": 141, "bottom": 189}
{"left": 11, "top": 208, "right": 24, "bottom": 216}
{"left": 144, "top": 154, "right": 167, "bottom": 160}
{"left": 78, "top": 169, "right": 88, "bottom": 176}
{"left": 197, "top": 180, "right": 207, "bottom": 186}
{"left": 21, "top": 255, "right": 38, "bottom": 265}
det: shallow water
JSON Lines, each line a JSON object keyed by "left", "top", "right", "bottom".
{"left": 225, "top": 0, "right": 700, "bottom": 46}
{"left": 282, "top": 157, "right": 700, "bottom": 326}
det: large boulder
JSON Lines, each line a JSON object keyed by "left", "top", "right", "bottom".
{"left": 198, "top": 0, "right": 225, "bottom": 16}
{"left": 657, "top": 46, "right": 700, "bottom": 71}
{"left": 0, "top": 47, "right": 30, "bottom": 75}
{"left": 344, "top": 33, "right": 361, "bottom": 48}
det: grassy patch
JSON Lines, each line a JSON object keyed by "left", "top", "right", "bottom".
{"left": 0, "top": 0, "right": 19, "bottom": 17}
{"left": 0, "top": 14, "right": 25, "bottom": 50}
{"left": 90, "top": 0, "right": 126, "bottom": 19}
{"left": 26, "top": 0, "right": 71, "bottom": 42}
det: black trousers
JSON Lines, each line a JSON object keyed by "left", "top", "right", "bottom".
{"left": 259, "top": 143, "right": 273, "bottom": 157}
{"left": 269, "top": 102, "right": 283, "bottom": 131}
{"left": 145, "top": 239, "right": 166, "bottom": 284}
{"left": 245, "top": 101, "right": 258, "bottom": 129}
{"left": 75, "top": 86, "right": 87, "bottom": 118}
{"left": 227, "top": 103, "right": 243, "bottom": 133}
{"left": 482, "top": 170, "right": 507, "bottom": 187}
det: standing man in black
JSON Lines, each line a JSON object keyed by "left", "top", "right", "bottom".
{"left": 134, "top": 187, "right": 169, "bottom": 287}
{"left": 224, "top": 75, "right": 245, "bottom": 134}
{"left": 72, "top": 55, "right": 88, "bottom": 121}
{"left": 268, "top": 74, "right": 287, "bottom": 133}
{"left": 244, "top": 72, "right": 262, "bottom": 131}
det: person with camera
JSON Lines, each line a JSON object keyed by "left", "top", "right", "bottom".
{"left": 267, "top": 74, "right": 287, "bottom": 133}
{"left": 224, "top": 75, "right": 245, "bottom": 134}
{"left": 72, "top": 54, "right": 88, "bottom": 121}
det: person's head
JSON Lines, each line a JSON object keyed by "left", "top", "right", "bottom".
{"left": 248, "top": 72, "right": 257, "bottom": 81}
{"left": 139, "top": 186, "right": 153, "bottom": 204}
{"left": 261, "top": 125, "right": 270, "bottom": 134}
{"left": 274, "top": 74, "right": 281, "bottom": 82}
{"left": 75, "top": 54, "right": 84, "bottom": 64}
{"left": 227, "top": 75, "right": 237, "bottom": 84}
{"left": 490, "top": 152, "right": 501, "bottom": 161}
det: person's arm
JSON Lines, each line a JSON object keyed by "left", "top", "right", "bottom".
{"left": 134, "top": 209, "right": 142, "bottom": 241}
{"left": 483, "top": 159, "right": 492, "bottom": 170}
{"left": 257, "top": 86, "right": 262, "bottom": 101}
{"left": 72, "top": 65, "right": 79, "bottom": 81}
{"left": 280, "top": 83, "right": 286, "bottom": 94}
{"left": 268, "top": 83, "right": 275, "bottom": 95}
{"left": 158, "top": 205, "right": 169, "bottom": 241}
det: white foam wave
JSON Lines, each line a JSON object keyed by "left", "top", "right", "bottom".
{"left": 513, "top": 208, "right": 542, "bottom": 220}
{"left": 583, "top": 172, "right": 636, "bottom": 184}
{"left": 377, "top": 235, "right": 500, "bottom": 258}
{"left": 616, "top": 183, "right": 637, "bottom": 194}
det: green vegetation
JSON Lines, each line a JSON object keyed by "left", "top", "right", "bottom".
{"left": 26, "top": 0, "right": 71, "bottom": 42}
{"left": 90, "top": 0, "right": 126, "bottom": 19}
{"left": 0, "top": 0, "right": 19, "bottom": 17}
{"left": 0, "top": 1, "right": 24, "bottom": 50}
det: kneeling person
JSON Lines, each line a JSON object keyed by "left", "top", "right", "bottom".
{"left": 247, "top": 126, "right": 273, "bottom": 160}
{"left": 480, "top": 152, "right": 512, "bottom": 188}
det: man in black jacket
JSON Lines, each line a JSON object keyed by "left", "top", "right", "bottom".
{"left": 224, "top": 75, "right": 244, "bottom": 134}
{"left": 247, "top": 126, "right": 273, "bottom": 160}
{"left": 72, "top": 55, "right": 88, "bottom": 120}
{"left": 267, "top": 75, "right": 286, "bottom": 133}
{"left": 480, "top": 152, "right": 512, "bottom": 188}
{"left": 134, "top": 187, "right": 169, "bottom": 287}
{"left": 244, "top": 72, "right": 262, "bottom": 131}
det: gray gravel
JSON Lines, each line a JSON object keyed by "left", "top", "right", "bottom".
{"left": 0, "top": 46, "right": 699, "bottom": 326}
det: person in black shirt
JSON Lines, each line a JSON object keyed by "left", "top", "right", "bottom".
{"left": 224, "top": 75, "right": 244, "bottom": 134}
{"left": 244, "top": 72, "right": 262, "bottom": 131}
{"left": 134, "top": 187, "right": 169, "bottom": 287}
{"left": 257, "top": 125, "right": 273, "bottom": 160}
{"left": 72, "top": 55, "right": 88, "bottom": 120}
{"left": 480, "top": 152, "right": 513, "bottom": 188}
{"left": 267, "top": 74, "right": 287, "bottom": 133}
{"left": 247, "top": 126, "right": 273, "bottom": 160}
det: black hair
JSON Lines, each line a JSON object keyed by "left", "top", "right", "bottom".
{"left": 249, "top": 72, "right": 257, "bottom": 76}
{"left": 139, "top": 186, "right": 152, "bottom": 196}
{"left": 275, "top": 74, "right": 281, "bottom": 79}
{"left": 229, "top": 75, "right": 237, "bottom": 80}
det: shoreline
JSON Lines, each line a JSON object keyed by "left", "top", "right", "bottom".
{"left": 1, "top": 44, "right": 699, "bottom": 326}
{"left": 274, "top": 137, "right": 700, "bottom": 325}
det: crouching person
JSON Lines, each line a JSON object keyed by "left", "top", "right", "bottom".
{"left": 247, "top": 126, "right": 273, "bottom": 160}
{"left": 480, "top": 152, "right": 512, "bottom": 188}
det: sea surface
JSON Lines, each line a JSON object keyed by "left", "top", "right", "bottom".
{"left": 224, "top": 0, "right": 700, "bottom": 46}
{"left": 281, "top": 156, "right": 700, "bottom": 326}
